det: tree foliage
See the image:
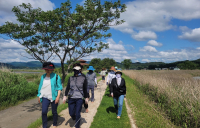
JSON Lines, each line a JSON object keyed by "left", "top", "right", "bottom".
{"left": 0, "top": 0, "right": 126, "bottom": 83}
{"left": 89, "top": 58, "right": 116, "bottom": 72}
{"left": 121, "top": 59, "right": 132, "bottom": 69}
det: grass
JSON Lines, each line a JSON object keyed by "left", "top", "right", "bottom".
{"left": 123, "top": 70, "right": 200, "bottom": 127}
{"left": 123, "top": 74, "right": 178, "bottom": 128}
{"left": 0, "top": 69, "right": 38, "bottom": 110}
{"left": 90, "top": 87, "right": 131, "bottom": 128}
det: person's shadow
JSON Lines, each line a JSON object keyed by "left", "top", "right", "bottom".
{"left": 46, "top": 115, "right": 65, "bottom": 127}
{"left": 106, "top": 106, "right": 116, "bottom": 114}
{"left": 65, "top": 117, "right": 87, "bottom": 127}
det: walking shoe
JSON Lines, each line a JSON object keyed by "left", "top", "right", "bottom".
{"left": 117, "top": 116, "right": 120, "bottom": 119}
{"left": 85, "top": 109, "right": 88, "bottom": 113}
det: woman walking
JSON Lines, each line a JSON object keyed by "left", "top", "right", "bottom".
{"left": 37, "top": 62, "right": 63, "bottom": 128}
{"left": 107, "top": 66, "right": 116, "bottom": 96}
{"left": 86, "top": 66, "right": 97, "bottom": 102}
{"left": 63, "top": 63, "right": 88, "bottom": 128}
{"left": 110, "top": 70, "right": 126, "bottom": 119}
{"left": 100, "top": 68, "right": 106, "bottom": 83}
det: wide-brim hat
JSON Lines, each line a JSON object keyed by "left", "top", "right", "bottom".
{"left": 42, "top": 62, "right": 55, "bottom": 70}
{"left": 109, "top": 66, "right": 116, "bottom": 71}
{"left": 115, "top": 70, "right": 122, "bottom": 75}
{"left": 87, "top": 66, "right": 95, "bottom": 71}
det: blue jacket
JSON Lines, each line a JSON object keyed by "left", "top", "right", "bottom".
{"left": 37, "top": 73, "right": 63, "bottom": 102}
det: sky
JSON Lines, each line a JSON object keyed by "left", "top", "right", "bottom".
{"left": 0, "top": 0, "right": 200, "bottom": 63}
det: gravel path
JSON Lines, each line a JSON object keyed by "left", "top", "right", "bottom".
{"left": 0, "top": 97, "right": 42, "bottom": 128}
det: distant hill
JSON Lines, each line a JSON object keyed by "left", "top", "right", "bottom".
{"left": 0, "top": 63, "right": 14, "bottom": 68}
{"left": 6, "top": 61, "right": 61, "bottom": 69}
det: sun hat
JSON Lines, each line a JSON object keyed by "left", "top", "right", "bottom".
{"left": 110, "top": 66, "right": 116, "bottom": 71}
{"left": 73, "top": 66, "right": 81, "bottom": 70}
{"left": 42, "top": 62, "right": 55, "bottom": 70}
{"left": 87, "top": 66, "right": 95, "bottom": 71}
{"left": 115, "top": 70, "right": 122, "bottom": 75}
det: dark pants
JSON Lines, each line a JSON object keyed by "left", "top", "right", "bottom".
{"left": 68, "top": 98, "right": 83, "bottom": 128}
{"left": 109, "top": 84, "right": 111, "bottom": 94}
{"left": 102, "top": 76, "right": 105, "bottom": 80}
{"left": 87, "top": 85, "right": 94, "bottom": 101}
{"left": 42, "top": 98, "right": 58, "bottom": 128}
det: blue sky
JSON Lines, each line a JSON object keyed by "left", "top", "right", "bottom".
{"left": 0, "top": 0, "right": 200, "bottom": 63}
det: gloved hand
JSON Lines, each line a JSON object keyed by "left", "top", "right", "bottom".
{"left": 63, "top": 96, "right": 67, "bottom": 104}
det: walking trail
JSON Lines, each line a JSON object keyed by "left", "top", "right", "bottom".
{"left": 40, "top": 77, "right": 107, "bottom": 128}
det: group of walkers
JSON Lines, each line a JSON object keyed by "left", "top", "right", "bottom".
{"left": 37, "top": 62, "right": 126, "bottom": 128}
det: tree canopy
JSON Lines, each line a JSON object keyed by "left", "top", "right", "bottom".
{"left": 0, "top": 0, "right": 126, "bottom": 83}
{"left": 89, "top": 58, "right": 116, "bottom": 72}
{"left": 121, "top": 59, "right": 132, "bottom": 69}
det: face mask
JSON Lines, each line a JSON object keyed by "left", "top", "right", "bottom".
{"left": 116, "top": 74, "right": 121, "bottom": 78}
{"left": 74, "top": 70, "right": 80, "bottom": 75}
{"left": 89, "top": 70, "right": 93, "bottom": 73}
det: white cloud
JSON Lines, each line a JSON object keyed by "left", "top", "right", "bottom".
{"left": 0, "top": 0, "right": 55, "bottom": 24}
{"left": 140, "top": 46, "right": 157, "bottom": 52}
{"left": 142, "top": 59, "right": 150, "bottom": 62}
{"left": 112, "top": 0, "right": 200, "bottom": 40}
{"left": 132, "top": 31, "right": 157, "bottom": 41}
{"left": 178, "top": 27, "right": 200, "bottom": 42}
{"left": 147, "top": 40, "right": 163, "bottom": 47}
{"left": 197, "top": 47, "right": 200, "bottom": 50}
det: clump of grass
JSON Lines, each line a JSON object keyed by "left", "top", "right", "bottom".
{"left": 123, "top": 70, "right": 200, "bottom": 127}
{"left": 0, "top": 70, "right": 38, "bottom": 110}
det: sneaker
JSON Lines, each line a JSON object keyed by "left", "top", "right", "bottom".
{"left": 117, "top": 116, "right": 120, "bottom": 119}
{"left": 85, "top": 109, "right": 88, "bottom": 113}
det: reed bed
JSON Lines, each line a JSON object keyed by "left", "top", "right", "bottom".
{"left": 123, "top": 70, "right": 200, "bottom": 128}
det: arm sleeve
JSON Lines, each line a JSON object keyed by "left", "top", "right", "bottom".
{"left": 83, "top": 77, "right": 88, "bottom": 98}
{"left": 95, "top": 78, "right": 97, "bottom": 85}
{"left": 57, "top": 75, "right": 63, "bottom": 91}
{"left": 124, "top": 80, "right": 126, "bottom": 94}
{"left": 110, "top": 78, "right": 114, "bottom": 93}
{"left": 65, "top": 77, "right": 70, "bottom": 96}
{"left": 107, "top": 74, "right": 110, "bottom": 83}
{"left": 37, "top": 75, "right": 43, "bottom": 97}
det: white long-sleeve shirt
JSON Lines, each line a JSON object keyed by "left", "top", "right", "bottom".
{"left": 107, "top": 71, "right": 116, "bottom": 84}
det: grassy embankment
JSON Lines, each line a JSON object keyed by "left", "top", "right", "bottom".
{"left": 0, "top": 67, "right": 41, "bottom": 110}
{"left": 124, "top": 70, "right": 200, "bottom": 128}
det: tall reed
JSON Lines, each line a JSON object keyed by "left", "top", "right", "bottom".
{"left": 123, "top": 70, "right": 200, "bottom": 127}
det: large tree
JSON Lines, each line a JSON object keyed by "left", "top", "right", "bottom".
{"left": 101, "top": 58, "right": 116, "bottom": 70}
{"left": 0, "top": 0, "right": 126, "bottom": 84}
{"left": 89, "top": 58, "right": 102, "bottom": 73}
{"left": 121, "top": 59, "right": 132, "bottom": 69}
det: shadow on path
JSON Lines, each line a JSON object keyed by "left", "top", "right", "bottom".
{"left": 106, "top": 106, "right": 116, "bottom": 114}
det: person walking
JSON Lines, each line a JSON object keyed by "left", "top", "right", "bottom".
{"left": 106, "top": 66, "right": 116, "bottom": 96}
{"left": 86, "top": 66, "right": 97, "bottom": 102}
{"left": 62, "top": 63, "right": 88, "bottom": 128}
{"left": 100, "top": 68, "right": 106, "bottom": 83}
{"left": 37, "top": 62, "right": 63, "bottom": 128}
{"left": 110, "top": 70, "right": 126, "bottom": 119}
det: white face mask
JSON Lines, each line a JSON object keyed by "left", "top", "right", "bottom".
{"left": 116, "top": 74, "right": 121, "bottom": 78}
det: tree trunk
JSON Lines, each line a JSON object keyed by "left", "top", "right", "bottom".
{"left": 59, "top": 60, "right": 67, "bottom": 105}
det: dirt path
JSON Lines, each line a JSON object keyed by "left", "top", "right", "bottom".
{"left": 0, "top": 97, "right": 42, "bottom": 128}
{"left": 41, "top": 77, "right": 107, "bottom": 128}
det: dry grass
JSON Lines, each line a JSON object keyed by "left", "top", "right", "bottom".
{"left": 0, "top": 64, "right": 11, "bottom": 72}
{"left": 123, "top": 70, "right": 200, "bottom": 127}
{"left": 123, "top": 70, "right": 200, "bottom": 106}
